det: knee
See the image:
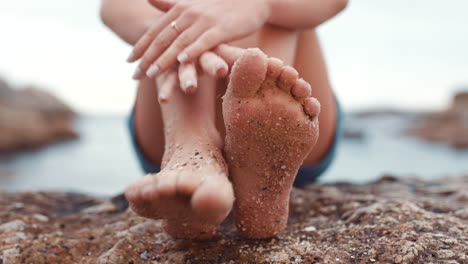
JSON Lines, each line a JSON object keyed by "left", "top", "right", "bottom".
{"left": 335, "top": 0, "right": 349, "bottom": 13}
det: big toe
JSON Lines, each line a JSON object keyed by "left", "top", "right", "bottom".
{"left": 176, "top": 170, "right": 204, "bottom": 196}
{"left": 191, "top": 178, "right": 234, "bottom": 224}
{"left": 228, "top": 48, "right": 268, "bottom": 98}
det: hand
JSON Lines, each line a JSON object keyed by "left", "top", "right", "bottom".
{"left": 128, "top": 0, "right": 271, "bottom": 80}
{"left": 160, "top": 50, "right": 229, "bottom": 102}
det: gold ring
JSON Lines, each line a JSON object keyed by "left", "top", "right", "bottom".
{"left": 170, "top": 21, "right": 180, "bottom": 33}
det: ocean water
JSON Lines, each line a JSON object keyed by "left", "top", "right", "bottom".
{"left": 0, "top": 115, "right": 467, "bottom": 195}
{"left": 0, "top": 115, "right": 142, "bottom": 195}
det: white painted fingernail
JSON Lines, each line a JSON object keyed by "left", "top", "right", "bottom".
{"left": 214, "top": 63, "right": 226, "bottom": 76}
{"left": 146, "top": 65, "right": 159, "bottom": 77}
{"left": 183, "top": 80, "right": 194, "bottom": 90}
{"left": 177, "top": 53, "right": 188, "bottom": 63}
{"left": 132, "top": 68, "right": 143, "bottom": 80}
{"left": 159, "top": 94, "right": 169, "bottom": 104}
{"left": 126, "top": 51, "right": 135, "bottom": 62}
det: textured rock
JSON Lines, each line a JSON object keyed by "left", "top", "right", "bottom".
{"left": 1, "top": 175, "right": 467, "bottom": 263}
{"left": 0, "top": 77, "right": 77, "bottom": 152}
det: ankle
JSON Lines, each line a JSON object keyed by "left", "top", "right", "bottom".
{"left": 165, "top": 124, "right": 222, "bottom": 148}
{"left": 161, "top": 129, "right": 223, "bottom": 168}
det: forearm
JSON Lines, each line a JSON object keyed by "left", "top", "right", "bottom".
{"left": 100, "top": 0, "right": 163, "bottom": 45}
{"left": 266, "top": 0, "right": 349, "bottom": 29}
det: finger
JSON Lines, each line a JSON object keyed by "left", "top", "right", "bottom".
{"left": 177, "top": 28, "right": 224, "bottom": 64}
{"left": 127, "top": 6, "right": 182, "bottom": 64}
{"left": 178, "top": 62, "right": 198, "bottom": 94}
{"left": 149, "top": 25, "right": 206, "bottom": 78}
{"left": 148, "top": 0, "right": 176, "bottom": 12}
{"left": 134, "top": 19, "right": 193, "bottom": 80}
{"left": 213, "top": 44, "right": 245, "bottom": 67}
{"left": 199, "top": 51, "right": 228, "bottom": 78}
{"left": 156, "top": 68, "right": 178, "bottom": 103}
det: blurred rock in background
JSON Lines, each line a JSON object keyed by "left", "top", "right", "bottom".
{"left": 0, "top": 77, "right": 78, "bottom": 152}
{"left": 407, "top": 90, "right": 468, "bottom": 150}
{"left": 452, "top": 90, "right": 468, "bottom": 112}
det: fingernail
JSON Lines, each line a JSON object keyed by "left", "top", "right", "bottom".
{"left": 177, "top": 52, "right": 188, "bottom": 63}
{"left": 132, "top": 68, "right": 143, "bottom": 80}
{"left": 159, "top": 94, "right": 169, "bottom": 103}
{"left": 146, "top": 65, "right": 159, "bottom": 78}
{"left": 183, "top": 80, "right": 194, "bottom": 90}
{"left": 212, "top": 65, "right": 219, "bottom": 75}
{"left": 214, "top": 63, "right": 226, "bottom": 77}
{"left": 126, "top": 51, "right": 135, "bottom": 62}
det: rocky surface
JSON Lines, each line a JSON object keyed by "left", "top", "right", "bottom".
{"left": 0, "top": 78, "right": 77, "bottom": 152}
{"left": 1, "top": 175, "right": 467, "bottom": 263}
{"left": 407, "top": 91, "right": 468, "bottom": 150}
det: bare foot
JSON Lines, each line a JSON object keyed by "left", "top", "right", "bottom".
{"left": 125, "top": 135, "right": 234, "bottom": 239}
{"left": 222, "top": 48, "right": 321, "bottom": 238}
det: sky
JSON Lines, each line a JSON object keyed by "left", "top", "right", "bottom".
{"left": 0, "top": 0, "right": 467, "bottom": 114}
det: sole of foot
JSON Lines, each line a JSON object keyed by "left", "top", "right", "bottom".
{"left": 222, "top": 48, "right": 321, "bottom": 239}
{"left": 125, "top": 139, "right": 234, "bottom": 240}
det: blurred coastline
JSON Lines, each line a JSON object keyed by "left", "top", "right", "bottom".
{"left": 1, "top": 89, "right": 467, "bottom": 195}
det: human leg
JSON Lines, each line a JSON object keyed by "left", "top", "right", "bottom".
{"left": 126, "top": 73, "right": 234, "bottom": 239}
{"left": 222, "top": 48, "right": 321, "bottom": 238}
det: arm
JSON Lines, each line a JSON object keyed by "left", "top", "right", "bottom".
{"left": 128, "top": 0, "right": 349, "bottom": 79}
{"left": 266, "top": 0, "right": 349, "bottom": 29}
{"left": 100, "top": 0, "right": 231, "bottom": 100}
{"left": 100, "top": 0, "right": 163, "bottom": 45}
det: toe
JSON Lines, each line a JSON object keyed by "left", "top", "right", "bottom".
{"left": 303, "top": 97, "right": 321, "bottom": 119}
{"left": 291, "top": 78, "right": 312, "bottom": 101}
{"left": 140, "top": 176, "right": 160, "bottom": 199}
{"left": 277, "top": 66, "right": 299, "bottom": 93}
{"left": 176, "top": 171, "right": 203, "bottom": 196}
{"left": 228, "top": 48, "right": 268, "bottom": 98}
{"left": 125, "top": 174, "right": 164, "bottom": 218}
{"left": 124, "top": 181, "right": 141, "bottom": 202}
{"left": 191, "top": 178, "right": 234, "bottom": 224}
{"left": 125, "top": 174, "right": 154, "bottom": 201}
{"left": 266, "top": 57, "right": 284, "bottom": 81}
{"left": 156, "top": 172, "right": 177, "bottom": 197}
